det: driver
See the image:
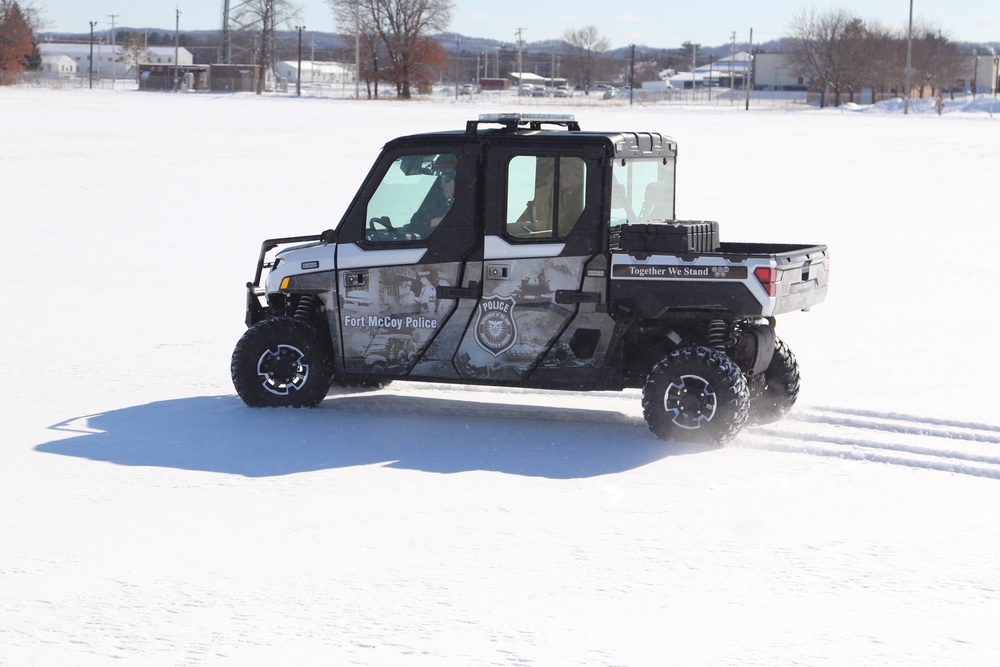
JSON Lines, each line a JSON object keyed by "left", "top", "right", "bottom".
{"left": 406, "top": 157, "right": 457, "bottom": 237}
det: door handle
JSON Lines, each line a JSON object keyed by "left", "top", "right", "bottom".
{"left": 437, "top": 281, "right": 480, "bottom": 300}
{"left": 486, "top": 264, "right": 510, "bottom": 280}
{"left": 344, "top": 271, "right": 367, "bottom": 287}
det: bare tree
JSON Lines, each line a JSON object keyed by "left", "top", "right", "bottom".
{"left": 834, "top": 17, "right": 894, "bottom": 104}
{"left": 864, "top": 21, "right": 901, "bottom": 100}
{"left": 229, "top": 0, "right": 301, "bottom": 93}
{"left": 328, "top": 0, "right": 381, "bottom": 97}
{"left": 562, "top": 26, "right": 610, "bottom": 93}
{"left": 119, "top": 32, "right": 152, "bottom": 81}
{"left": 786, "top": 7, "right": 857, "bottom": 108}
{"left": 327, "top": 0, "right": 453, "bottom": 99}
{"left": 907, "top": 23, "right": 963, "bottom": 103}
{"left": 787, "top": 9, "right": 969, "bottom": 108}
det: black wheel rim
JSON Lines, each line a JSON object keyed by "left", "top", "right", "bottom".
{"left": 256, "top": 344, "right": 309, "bottom": 395}
{"left": 664, "top": 374, "right": 718, "bottom": 429}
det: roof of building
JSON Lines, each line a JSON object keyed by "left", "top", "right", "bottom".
{"left": 39, "top": 43, "right": 192, "bottom": 58}
{"left": 693, "top": 52, "right": 751, "bottom": 73}
{"left": 277, "top": 60, "right": 352, "bottom": 74}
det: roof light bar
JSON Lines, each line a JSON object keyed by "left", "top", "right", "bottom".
{"left": 467, "top": 113, "right": 581, "bottom": 134}
{"left": 477, "top": 112, "right": 577, "bottom": 124}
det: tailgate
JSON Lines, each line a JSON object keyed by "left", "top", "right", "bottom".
{"left": 750, "top": 244, "right": 829, "bottom": 315}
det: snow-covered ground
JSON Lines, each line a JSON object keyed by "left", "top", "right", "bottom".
{"left": 3, "top": 87, "right": 1000, "bottom": 666}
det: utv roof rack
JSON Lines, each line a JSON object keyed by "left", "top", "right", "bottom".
{"left": 466, "top": 112, "right": 581, "bottom": 134}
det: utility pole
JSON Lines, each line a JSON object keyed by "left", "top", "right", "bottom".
{"left": 731, "top": 30, "right": 736, "bottom": 103}
{"left": 354, "top": 0, "right": 360, "bottom": 99}
{"left": 972, "top": 51, "right": 979, "bottom": 99}
{"left": 745, "top": 28, "right": 753, "bottom": 111}
{"left": 89, "top": 21, "right": 96, "bottom": 89}
{"left": 173, "top": 7, "right": 181, "bottom": 92}
{"left": 108, "top": 14, "right": 118, "bottom": 90}
{"left": 629, "top": 44, "right": 635, "bottom": 107}
{"left": 708, "top": 56, "right": 713, "bottom": 101}
{"left": 222, "top": 0, "right": 231, "bottom": 64}
{"left": 904, "top": 0, "right": 914, "bottom": 114}
{"left": 516, "top": 27, "right": 524, "bottom": 89}
{"left": 295, "top": 25, "right": 304, "bottom": 96}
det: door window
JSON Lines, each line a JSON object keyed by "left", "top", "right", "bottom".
{"left": 505, "top": 155, "right": 586, "bottom": 240}
{"left": 366, "top": 152, "right": 457, "bottom": 243}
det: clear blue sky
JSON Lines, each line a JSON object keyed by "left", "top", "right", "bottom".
{"left": 37, "top": 0, "right": 1000, "bottom": 48}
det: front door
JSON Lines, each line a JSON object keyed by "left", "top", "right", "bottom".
{"left": 335, "top": 144, "right": 482, "bottom": 379}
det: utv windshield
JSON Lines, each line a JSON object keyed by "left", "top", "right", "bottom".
{"left": 610, "top": 157, "right": 676, "bottom": 230}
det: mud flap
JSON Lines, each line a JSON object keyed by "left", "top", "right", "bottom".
{"left": 736, "top": 324, "right": 776, "bottom": 376}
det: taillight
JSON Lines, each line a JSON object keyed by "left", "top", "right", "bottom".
{"left": 754, "top": 266, "right": 776, "bottom": 297}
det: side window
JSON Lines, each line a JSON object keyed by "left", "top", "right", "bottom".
{"left": 366, "top": 152, "right": 457, "bottom": 243}
{"left": 505, "top": 155, "right": 586, "bottom": 240}
{"left": 610, "top": 158, "right": 675, "bottom": 229}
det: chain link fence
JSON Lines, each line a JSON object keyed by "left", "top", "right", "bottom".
{"left": 14, "top": 72, "right": 981, "bottom": 112}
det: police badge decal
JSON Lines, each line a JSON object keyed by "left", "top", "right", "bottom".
{"left": 475, "top": 295, "right": 517, "bottom": 357}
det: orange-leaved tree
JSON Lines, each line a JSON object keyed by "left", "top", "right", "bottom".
{"left": 0, "top": 0, "right": 34, "bottom": 85}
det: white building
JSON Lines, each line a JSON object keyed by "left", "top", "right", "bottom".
{"left": 38, "top": 43, "right": 194, "bottom": 79}
{"left": 753, "top": 53, "right": 807, "bottom": 90}
{"left": 956, "top": 53, "right": 1000, "bottom": 95}
{"left": 275, "top": 60, "right": 355, "bottom": 85}
{"left": 667, "top": 52, "right": 752, "bottom": 89}
{"left": 39, "top": 54, "right": 77, "bottom": 78}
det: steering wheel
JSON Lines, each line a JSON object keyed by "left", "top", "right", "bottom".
{"left": 368, "top": 216, "right": 400, "bottom": 240}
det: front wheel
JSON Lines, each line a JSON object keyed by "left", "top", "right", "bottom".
{"left": 231, "top": 317, "right": 333, "bottom": 407}
{"left": 642, "top": 346, "right": 749, "bottom": 443}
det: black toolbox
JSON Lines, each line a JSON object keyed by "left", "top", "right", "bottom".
{"left": 619, "top": 220, "right": 721, "bottom": 253}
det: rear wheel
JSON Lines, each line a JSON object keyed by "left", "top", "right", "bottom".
{"left": 642, "top": 346, "right": 749, "bottom": 443}
{"left": 231, "top": 317, "right": 333, "bottom": 407}
{"left": 751, "top": 337, "right": 800, "bottom": 425}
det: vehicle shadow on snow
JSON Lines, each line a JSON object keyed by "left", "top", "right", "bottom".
{"left": 37, "top": 389, "right": 709, "bottom": 479}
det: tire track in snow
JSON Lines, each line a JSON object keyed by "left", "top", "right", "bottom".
{"left": 740, "top": 406, "right": 1000, "bottom": 479}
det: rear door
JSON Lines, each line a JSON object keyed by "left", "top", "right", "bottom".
{"left": 455, "top": 141, "right": 617, "bottom": 387}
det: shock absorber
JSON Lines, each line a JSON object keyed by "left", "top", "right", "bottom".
{"left": 293, "top": 294, "right": 317, "bottom": 320}
{"left": 706, "top": 318, "right": 727, "bottom": 353}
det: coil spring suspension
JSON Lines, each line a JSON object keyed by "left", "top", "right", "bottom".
{"left": 293, "top": 294, "right": 318, "bottom": 320}
{"left": 706, "top": 319, "right": 728, "bottom": 353}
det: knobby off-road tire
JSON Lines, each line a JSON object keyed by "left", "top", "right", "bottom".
{"left": 231, "top": 316, "right": 334, "bottom": 408}
{"left": 751, "top": 337, "right": 800, "bottom": 425}
{"left": 642, "top": 346, "right": 750, "bottom": 444}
